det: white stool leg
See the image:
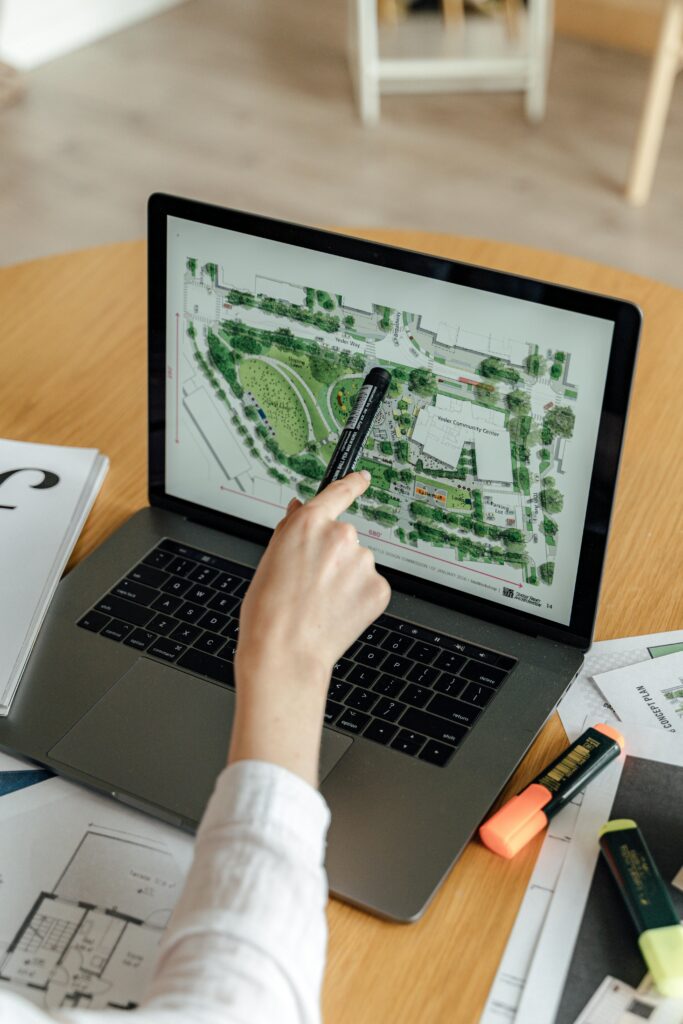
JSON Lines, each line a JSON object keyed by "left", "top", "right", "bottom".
{"left": 350, "top": 0, "right": 381, "bottom": 125}
{"left": 626, "top": 0, "right": 683, "bottom": 206}
{"left": 525, "top": 0, "right": 554, "bottom": 123}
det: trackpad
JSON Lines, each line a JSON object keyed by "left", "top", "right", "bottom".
{"left": 49, "top": 658, "right": 352, "bottom": 825}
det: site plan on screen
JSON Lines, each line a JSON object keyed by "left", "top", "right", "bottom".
{"left": 166, "top": 222, "right": 611, "bottom": 626}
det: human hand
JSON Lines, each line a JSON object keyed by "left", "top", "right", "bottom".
{"left": 229, "top": 471, "right": 391, "bottom": 784}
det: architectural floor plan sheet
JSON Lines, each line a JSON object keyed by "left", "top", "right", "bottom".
{"left": 0, "top": 776, "right": 194, "bottom": 1013}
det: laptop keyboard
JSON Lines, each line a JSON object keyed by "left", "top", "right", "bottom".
{"left": 77, "top": 538, "right": 517, "bottom": 768}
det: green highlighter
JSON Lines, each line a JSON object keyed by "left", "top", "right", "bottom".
{"left": 600, "top": 819, "right": 683, "bottom": 998}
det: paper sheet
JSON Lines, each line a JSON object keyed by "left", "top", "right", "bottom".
{"left": 594, "top": 652, "right": 683, "bottom": 740}
{"left": 570, "top": 976, "right": 683, "bottom": 1024}
{"left": 0, "top": 777, "right": 193, "bottom": 1012}
{"left": 557, "top": 631, "right": 683, "bottom": 742}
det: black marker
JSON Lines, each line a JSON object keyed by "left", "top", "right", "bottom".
{"left": 317, "top": 367, "right": 391, "bottom": 493}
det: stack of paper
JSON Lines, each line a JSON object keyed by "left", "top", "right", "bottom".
{"left": 0, "top": 438, "right": 108, "bottom": 716}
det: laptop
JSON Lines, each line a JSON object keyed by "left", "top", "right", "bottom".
{"left": 0, "top": 194, "right": 640, "bottom": 922}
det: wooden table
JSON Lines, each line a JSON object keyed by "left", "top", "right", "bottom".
{"left": 1, "top": 232, "right": 682, "bottom": 1023}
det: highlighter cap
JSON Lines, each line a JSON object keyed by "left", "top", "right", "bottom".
{"left": 479, "top": 784, "right": 551, "bottom": 858}
{"left": 639, "top": 925, "right": 683, "bottom": 998}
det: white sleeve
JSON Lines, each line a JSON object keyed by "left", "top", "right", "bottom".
{"left": 0, "top": 760, "right": 331, "bottom": 1024}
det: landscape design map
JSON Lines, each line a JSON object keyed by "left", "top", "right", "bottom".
{"left": 166, "top": 218, "right": 614, "bottom": 626}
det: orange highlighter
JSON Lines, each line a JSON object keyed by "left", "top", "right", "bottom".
{"left": 480, "top": 723, "right": 625, "bottom": 858}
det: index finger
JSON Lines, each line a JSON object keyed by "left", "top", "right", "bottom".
{"left": 308, "top": 470, "right": 371, "bottom": 519}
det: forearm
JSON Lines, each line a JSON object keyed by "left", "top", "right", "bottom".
{"left": 143, "top": 760, "right": 330, "bottom": 1024}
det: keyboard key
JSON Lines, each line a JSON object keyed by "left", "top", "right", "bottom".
{"left": 381, "top": 654, "right": 411, "bottom": 678}
{"left": 224, "top": 618, "right": 240, "bottom": 639}
{"left": 419, "top": 741, "right": 455, "bottom": 767}
{"left": 188, "top": 564, "right": 219, "bottom": 585}
{"left": 329, "top": 679, "right": 352, "bottom": 702}
{"left": 427, "top": 693, "right": 482, "bottom": 728}
{"left": 112, "top": 578, "right": 158, "bottom": 606}
{"left": 123, "top": 628, "right": 155, "bottom": 651}
{"left": 459, "top": 682, "right": 495, "bottom": 708}
{"left": 148, "top": 638, "right": 187, "bottom": 662}
{"left": 331, "top": 657, "right": 353, "bottom": 678}
{"left": 128, "top": 563, "right": 168, "bottom": 588}
{"left": 95, "top": 595, "right": 154, "bottom": 627}
{"left": 177, "top": 647, "right": 234, "bottom": 686}
{"left": 161, "top": 576, "right": 192, "bottom": 598}
{"left": 460, "top": 661, "right": 506, "bottom": 688}
{"left": 390, "top": 619, "right": 434, "bottom": 641}
{"left": 102, "top": 618, "right": 134, "bottom": 642}
{"left": 343, "top": 640, "right": 362, "bottom": 660}
{"left": 441, "top": 637, "right": 500, "bottom": 665}
{"left": 147, "top": 613, "right": 179, "bottom": 636}
{"left": 325, "top": 700, "right": 344, "bottom": 725}
{"left": 406, "top": 663, "right": 440, "bottom": 687}
{"left": 347, "top": 664, "right": 379, "bottom": 688}
{"left": 171, "top": 623, "right": 202, "bottom": 644}
{"left": 363, "top": 719, "right": 398, "bottom": 745}
{"left": 207, "top": 593, "right": 240, "bottom": 615}
{"left": 434, "top": 650, "right": 467, "bottom": 674}
{"left": 336, "top": 709, "right": 370, "bottom": 735}
{"left": 373, "top": 697, "right": 405, "bottom": 722}
{"left": 175, "top": 601, "right": 205, "bottom": 623}
{"left": 168, "top": 557, "right": 195, "bottom": 576}
{"left": 380, "top": 632, "right": 414, "bottom": 656}
{"left": 401, "top": 683, "right": 432, "bottom": 708}
{"left": 408, "top": 641, "right": 440, "bottom": 664}
{"left": 218, "top": 640, "right": 238, "bottom": 661}
{"left": 143, "top": 547, "right": 174, "bottom": 569}
{"left": 185, "top": 584, "right": 215, "bottom": 605}
{"left": 151, "top": 593, "right": 183, "bottom": 614}
{"left": 354, "top": 645, "right": 387, "bottom": 669}
{"left": 345, "top": 687, "right": 379, "bottom": 713}
{"left": 193, "top": 632, "right": 225, "bottom": 655}
{"left": 358, "top": 625, "right": 388, "bottom": 646}
{"left": 432, "top": 674, "right": 465, "bottom": 698}
{"left": 496, "top": 655, "right": 517, "bottom": 672}
{"left": 77, "top": 611, "right": 110, "bottom": 633}
{"left": 233, "top": 580, "right": 249, "bottom": 599}
{"left": 399, "top": 708, "right": 467, "bottom": 747}
{"left": 198, "top": 610, "right": 229, "bottom": 633}
{"left": 373, "top": 674, "right": 406, "bottom": 698}
{"left": 390, "top": 729, "right": 425, "bottom": 756}
{"left": 213, "top": 572, "right": 242, "bottom": 594}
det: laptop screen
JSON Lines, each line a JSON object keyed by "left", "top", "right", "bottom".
{"left": 165, "top": 215, "right": 615, "bottom": 628}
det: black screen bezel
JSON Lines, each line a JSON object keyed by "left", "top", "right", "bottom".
{"left": 148, "top": 192, "right": 641, "bottom": 650}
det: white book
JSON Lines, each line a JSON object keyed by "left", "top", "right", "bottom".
{"left": 0, "top": 439, "right": 109, "bottom": 716}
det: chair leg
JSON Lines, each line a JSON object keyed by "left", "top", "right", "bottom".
{"left": 352, "top": 0, "right": 381, "bottom": 125}
{"left": 525, "top": 0, "right": 553, "bottom": 123}
{"left": 626, "top": 0, "right": 683, "bottom": 206}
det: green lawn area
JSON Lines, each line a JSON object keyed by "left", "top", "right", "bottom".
{"left": 330, "top": 375, "right": 363, "bottom": 427}
{"left": 357, "top": 457, "right": 395, "bottom": 491}
{"left": 238, "top": 359, "right": 308, "bottom": 456}
{"left": 276, "top": 363, "right": 330, "bottom": 444}
{"left": 564, "top": 389, "right": 578, "bottom": 399}
{"left": 416, "top": 475, "right": 471, "bottom": 510}
{"left": 261, "top": 343, "right": 337, "bottom": 435}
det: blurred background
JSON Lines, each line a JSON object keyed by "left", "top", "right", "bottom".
{"left": 0, "top": 0, "right": 681, "bottom": 284}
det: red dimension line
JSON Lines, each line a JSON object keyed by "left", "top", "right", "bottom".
{"left": 219, "top": 485, "right": 287, "bottom": 511}
{"left": 356, "top": 530, "right": 522, "bottom": 587}
{"left": 175, "top": 312, "right": 180, "bottom": 444}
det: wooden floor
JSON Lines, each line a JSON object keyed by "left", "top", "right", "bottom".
{"left": 0, "top": 0, "right": 681, "bottom": 286}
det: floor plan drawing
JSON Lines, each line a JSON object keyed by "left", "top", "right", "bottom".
{"left": 0, "top": 781, "right": 192, "bottom": 1014}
